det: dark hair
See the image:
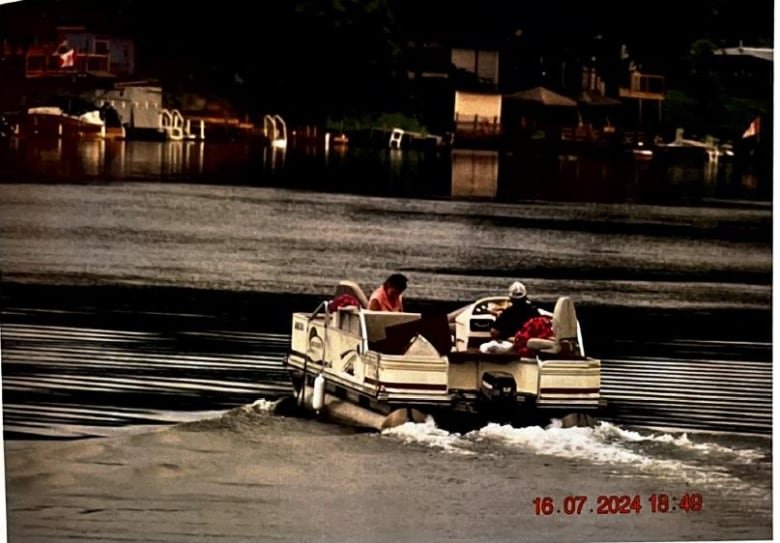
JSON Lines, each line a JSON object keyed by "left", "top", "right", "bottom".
{"left": 385, "top": 273, "right": 408, "bottom": 291}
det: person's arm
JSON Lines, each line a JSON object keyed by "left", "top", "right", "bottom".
{"left": 368, "top": 298, "right": 381, "bottom": 311}
{"left": 491, "top": 312, "right": 506, "bottom": 339}
{"left": 399, "top": 296, "right": 404, "bottom": 312}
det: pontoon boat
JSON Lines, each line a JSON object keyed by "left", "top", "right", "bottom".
{"left": 286, "top": 281, "right": 601, "bottom": 431}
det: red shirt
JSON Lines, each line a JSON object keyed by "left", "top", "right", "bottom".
{"left": 369, "top": 286, "right": 404, "bottom": 312}
{"left": 514, "top": 316, "right": 554, "bottom": 357}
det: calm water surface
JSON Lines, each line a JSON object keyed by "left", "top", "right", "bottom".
{"left": 0, "top": 138, "right": 770, "bottom": 204}
{"left": 0, "top": 138, "right": 771, "bottom": 435}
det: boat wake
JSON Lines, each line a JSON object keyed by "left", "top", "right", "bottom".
{"left": 380, "top": 418, "right": 770, "bottom": 494}
{"left": 381, "top": 417, "right": 477, "bottom": 455}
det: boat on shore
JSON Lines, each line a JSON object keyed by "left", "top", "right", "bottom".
{"left": 285, "top": 281, "right": 601, "bottom": 431}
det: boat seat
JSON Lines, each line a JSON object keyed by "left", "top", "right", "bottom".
{"left": 334, "top": 280, "right": 370, "bottom": 308}
{"left": 552, "top": 296, "right": 578, "bottom": 340}
{"left": 526, "top": 296, "right": 583, "bottom": 357}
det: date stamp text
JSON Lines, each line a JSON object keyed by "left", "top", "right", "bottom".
{"left": 533, "top": 494, "right": 704, "bottom": 515}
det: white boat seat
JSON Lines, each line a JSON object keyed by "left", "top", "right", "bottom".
{"left": 526, "top": 337, "right": 578, "bottom": 356}
{"left": 552, "top": 296, "right": 578, "bottom": 341}
{"left": 334, "top": 280, "right": 370, "bottom": 308}
{"left": 526, "top": 337, "right": 558, "bottom": 353}
{"left": 527, "top": 296, "right": 582, "bottom": 357}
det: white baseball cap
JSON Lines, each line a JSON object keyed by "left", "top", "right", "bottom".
{"left": 508, "top": 281, "right": 527, "bottom": 298}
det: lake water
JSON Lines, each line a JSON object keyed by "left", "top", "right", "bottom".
{"left": 0, "top": 137, "right": 770, "bottom": 204}
{"left": 0, "top": 138, "right": 772, "bottom": 542}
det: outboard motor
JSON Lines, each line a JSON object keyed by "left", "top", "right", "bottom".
{"left": 479, "top": 371, "right": 517, "bottom": 415}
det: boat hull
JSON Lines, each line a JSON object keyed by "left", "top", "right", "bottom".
{"left": 22, "top": 108, "right": 105, "bottom": 139}
{"left": 287, "top": 356, "right": 600, "bottom": 432}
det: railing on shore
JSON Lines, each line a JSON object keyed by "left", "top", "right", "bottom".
{"left": 24, "top": 51, "right": 112, "bottom": 78}
{"left": 454, "top": 114, "right": 501, "bottom": 137}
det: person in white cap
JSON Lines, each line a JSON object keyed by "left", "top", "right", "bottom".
{"left": 489, "top": 281, "right": 540, "bottom": 341}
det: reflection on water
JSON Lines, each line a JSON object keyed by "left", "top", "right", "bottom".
{"left": 451, "top": 150, "right": 498, "bottom": 199}
{"left": 262, "top": 145, "right": 286, "bottom": 172}
{"left": 121, "top": 141, "right": 209, "bottom": 179}
{"left": 0, "top": 138, "right": 769, "bottom": 205}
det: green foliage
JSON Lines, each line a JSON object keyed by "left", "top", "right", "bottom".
{"left": 689, "top": 38, "right": 718, "bottom": 57}
{"left": 663, "top": 89, "right": 768, "bottom": 141}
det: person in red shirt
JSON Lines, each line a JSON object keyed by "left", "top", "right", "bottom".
{"left": 368, "top": 273, "right": 408, "bottom": 312}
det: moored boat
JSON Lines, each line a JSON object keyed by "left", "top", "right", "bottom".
{"left": 23, "top": 106, "right": 104, "bottom": 138}
{"left": 285, "top": 281, "right": 602, "bottom": 431}
{"left": 17, "top": 97, "right": 125, "bottom": 140}
{"left": 652, "top": 128, "right": 733, "bottom": 162}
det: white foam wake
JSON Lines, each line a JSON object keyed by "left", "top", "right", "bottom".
{"left": 382, "top": 418, "right": 767, "bottom": 492}
{"left": 594, "top": 422, "right": 767, "bottom": 462}
{"left": 471, "top": 420, "right": 648, "bottom": 465}
{"left": 381, "top": 417, "right": 475, "bottom": 455}
{"left": 244, "top": 398, "right": 282, "bottom": 413}
{"left": 469, "top": 420, "right": 765, "bottom": 490}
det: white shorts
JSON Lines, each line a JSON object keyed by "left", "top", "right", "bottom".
{"left": 479, "top": 340, "right": 514, "bottom": 354}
